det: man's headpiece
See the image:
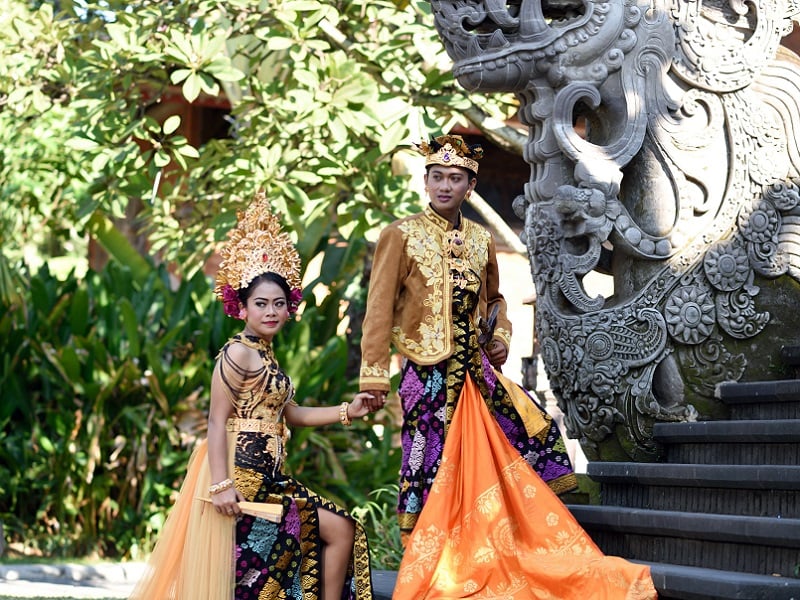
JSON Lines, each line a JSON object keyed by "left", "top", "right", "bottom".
{"left": 416, "top": 134, "right": 483, "bottom": 174}
{"left": 214, "top": 192, "right": 302, "bottom": 318}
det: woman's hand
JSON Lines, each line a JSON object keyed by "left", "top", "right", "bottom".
{"left": 211, "top": 485, "right": 244, "bottom": 517}
{"left": 350, "top": 392, "right": 384, "bottom": 418}
{"left": 486, "top": 340, "right": 508, "bottom": 369}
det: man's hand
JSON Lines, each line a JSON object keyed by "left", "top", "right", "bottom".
{"left": 486, "top": 340, "right": 508, "bottom": 369}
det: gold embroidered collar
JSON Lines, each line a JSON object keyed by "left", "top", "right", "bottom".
{"left": 424, "top": 204, "right": 462, "bottom": 231}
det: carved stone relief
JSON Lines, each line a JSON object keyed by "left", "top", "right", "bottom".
{"left": 429, "top": 0, "right": 800, "bottom": 460}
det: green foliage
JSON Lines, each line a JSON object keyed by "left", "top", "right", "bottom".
{"left": 1, "top": 0, "right": 518, "bottom": 278}
{"left": 351, "top": 485, "right": 404, "bottom": 571}
{"left": 0, "top": 262, "right": 230, "bottom": 558}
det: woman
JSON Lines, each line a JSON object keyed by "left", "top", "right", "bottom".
{"left": 131, "top": 194, "right": 375, "bottom": 600}
{"left": 359, "top": 135, "right": 656, "bottom": 598}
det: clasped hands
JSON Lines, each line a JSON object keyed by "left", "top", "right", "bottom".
{"left": 351, "top": 390, "right": 386, "bottom": 415}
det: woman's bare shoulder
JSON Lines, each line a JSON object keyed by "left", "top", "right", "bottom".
{"left": 220, "top": 338, "right": 262, "bottom": 371}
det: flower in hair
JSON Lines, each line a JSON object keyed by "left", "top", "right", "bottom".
{"left": 289, "top": 287, "right": 303, "bottom": 314}
{"left": 221, "top": 284, "right": 240, "bottom": 318}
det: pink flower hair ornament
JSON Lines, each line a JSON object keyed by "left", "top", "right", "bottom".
{"left": 221, "top": 283, "right": 302, "bottom": 320}
{"left": 289, "top": 287, "right": 303, "bottom": 314}
{"left": 221, "top": 284, "right": 241, "bottom": 319}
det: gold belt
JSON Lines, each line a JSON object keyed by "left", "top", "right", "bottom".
{"left": 226, "top": 418, "right": 283, "bottom": 435}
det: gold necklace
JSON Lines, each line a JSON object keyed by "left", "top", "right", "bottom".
{"left": 445, "top": 230, "right": 469, "bottom": 288}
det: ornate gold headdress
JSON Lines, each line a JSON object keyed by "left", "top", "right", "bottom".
{"left": 214, "top": 192, "right": 302, "bottom": 318}
{"left": 416, "top": 134, "right": 483, "bottom": 174}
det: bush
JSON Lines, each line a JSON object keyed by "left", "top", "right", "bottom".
{"left": 0, "top": 262, "right": 401, "bottom": 561}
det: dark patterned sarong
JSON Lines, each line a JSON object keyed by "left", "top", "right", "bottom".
{"left": 233, "top": 443, "right": 372, "bottom": 600}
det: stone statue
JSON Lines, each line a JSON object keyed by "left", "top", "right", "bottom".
{"left": 429, "top": 0, "right": 800, "bottom": 460}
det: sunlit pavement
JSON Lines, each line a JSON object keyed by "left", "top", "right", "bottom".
{"left": 0, "top": 563, "right": 143, "bottom": 599}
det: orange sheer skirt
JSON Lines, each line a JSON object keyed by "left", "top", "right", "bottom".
{"left": 394, "top": 373, "right": 657, "bottom": 600}
{"left": 129, "top": 437, "right": 236, "bottom": 600}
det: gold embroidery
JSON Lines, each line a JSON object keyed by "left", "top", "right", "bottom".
{"left": 397, "top": 511, "right": 417, "bottom": 531}
{"left": 474, "top": 544, "right": 496, "bottom": 564}
{"left": 431, "top": 455, "right": 456, "bottom": 494}
{"left": 475, "top": 484, "right": 502, "bottom": 517}
{"left": 226, "top": 418, "right": 283, "bottom": 435}
{"left": 492, "top": 517, "right": 519, "bottom": 557}
{"left": 446, "top": 229, "right": 464, "bottom": 258}
{"left": 394, "top": 208, "right": 492, "bottom": 363}
{"left": 547, "top": 473, "right": 580, "bottom": 496}
{"left": 495, "top": 326, "right": 512, "bottom": 347}
{"left": 398, "top": 523, "right": 446, "bottom": 584}
{"left": 359, "top": 361, "right": 389, "bottom": 380}
{"left": 463, "top": 574, "right": 533, "bottom": 599}
{"left": 448, "top": 523, "right": 463, "bottom": 551}
{"left": 234, "top": 465, "right": 263, "bottom": 500}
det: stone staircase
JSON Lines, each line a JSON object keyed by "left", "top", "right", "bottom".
{"left": 567, "top": 345, "right": 800, "bottom": 599}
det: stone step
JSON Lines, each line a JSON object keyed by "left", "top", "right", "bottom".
{"left": 717, "top": 379, "right": 800, "bottom": 419}
{"left": 782, "top": 345, "right": 800, "bottom": 378}
{"left": 655, "top": 419, "right": 800, "bottom": 443}
{"left": 781, "top": 345, "right": 800, "bottom": 366}
{"left": 373, "top": 570, "right": 395, "bottom": 600}
{"left": 602, "top": 478, "right": 800, "bottom": 518}
{"left": 590, "top": 462, "right": 800, "bottom": 518}
{"left": 654, "top": 420, "right": 800, "bottom": 465}
{"left": 588, "top": 461, "right": 800, "bottom": 489}
{"left": 568, "top": 505, "right": 800, "bottom": 577}
{"left": 646, "top": 562, "right": 800, "bottom": 600}
{"left": 569, "top": 505, "right": 800, "bottom": 548}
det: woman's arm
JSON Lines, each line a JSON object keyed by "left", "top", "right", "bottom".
{"left": 283, "top": 392, "right": 376, "bottom": 428}
{"left": 207, "top": 347, "right": 246, "bottom": 516}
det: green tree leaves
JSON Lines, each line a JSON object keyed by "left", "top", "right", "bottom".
{"left": 167, "top": 29, "right": 245, "bottom": 102}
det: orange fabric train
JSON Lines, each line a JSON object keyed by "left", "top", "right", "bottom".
{"left": 394, "top": 374, "right": 657, "bottom": 600}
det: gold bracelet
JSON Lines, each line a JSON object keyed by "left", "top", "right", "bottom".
{"left": 339, "top": 402, "right": 352, "bottom": 426}
{"left": 208, "top": 478, "right": 234, "bottom": 495}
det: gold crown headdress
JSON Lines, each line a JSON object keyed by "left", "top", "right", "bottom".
{"left": 214, "top": 192, "right": 302, "bottom": 318}
{"left": 416, "top": 134, "right": 483, "bottom": 174}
